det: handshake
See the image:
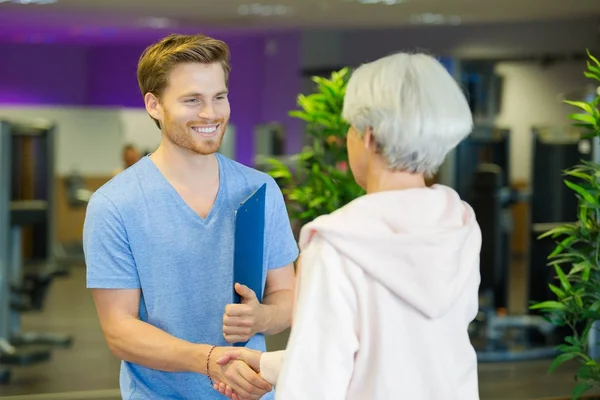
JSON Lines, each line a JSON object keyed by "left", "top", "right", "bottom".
{"left": 210, "top": 283, "right": 276, "bottom": 399}
{"left": 210, "top": 348, "right": 269, "bottom": 400}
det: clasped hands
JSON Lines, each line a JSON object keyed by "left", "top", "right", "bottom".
{"left": 210, "top": 283, "right": 270, "bottom": 400}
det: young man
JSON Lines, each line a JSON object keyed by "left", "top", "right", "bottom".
{"left": 83, "top": 33, "right": 298, "bottom": 400}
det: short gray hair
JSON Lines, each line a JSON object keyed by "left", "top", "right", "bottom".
{"left": 342, "top": 52, "right": 473, "bottom": 177}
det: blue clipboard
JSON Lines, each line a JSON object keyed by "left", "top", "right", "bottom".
{"left": 232, "top": 183, "right": 266, "bottom": 346}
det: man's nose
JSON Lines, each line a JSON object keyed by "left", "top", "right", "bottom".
{"left": 198, "top": 102, "right": 217, "bottom": 120}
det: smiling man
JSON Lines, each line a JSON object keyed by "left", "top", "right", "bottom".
{"left": 82, "top": 34, "right": 298, "bottom": 400}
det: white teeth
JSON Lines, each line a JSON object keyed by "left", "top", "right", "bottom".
{"left": 192, "top": 126, "right": 217, "bottom": 133}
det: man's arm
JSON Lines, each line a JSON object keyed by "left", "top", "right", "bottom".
{"left": 259, "top": 263, "right": 295, "bottom": 336}
{"left": 92, "top": 288, "right": 210, "bottom": 373}
{"left": 85, "top": 193, "right": 207, "bottom": 372}
{"left": 94, "top": 288, "right": 271, "bottom": 399}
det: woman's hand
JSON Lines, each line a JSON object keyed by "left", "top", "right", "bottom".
{"left": 209, "top": 347, "right": 271, "bottom": 400}
{"left": 217, "top": 348, "right": 262, "bottom": 372}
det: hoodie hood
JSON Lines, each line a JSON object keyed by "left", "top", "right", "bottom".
{"left": 298, "top": 184, "right": 481, "bottom": 319}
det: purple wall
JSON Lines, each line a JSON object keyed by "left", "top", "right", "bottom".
{"left": 261, "top": 34, "right": 303, "bottom": 155}
{"left": 0, "top": 33, "right": 302, "bottom": 165}
{"left": 0, "top": 43, "right": 89, "bottom": 104}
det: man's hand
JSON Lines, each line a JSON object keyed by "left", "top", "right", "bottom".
{"left": 217, "top": 348, "right": 262, "bottom": 372}
{"left": 209, "top": 347, "right": 271, "bottom": 400}
{"left": 223, "top": 283, "right": 270, "bottom": 344}
{"left": 214, "top": 349, "right": 263, "bottom": 400}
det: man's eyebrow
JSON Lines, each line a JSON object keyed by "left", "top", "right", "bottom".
{"left": 180, "top": 90, "right": 229, "bottom": 97}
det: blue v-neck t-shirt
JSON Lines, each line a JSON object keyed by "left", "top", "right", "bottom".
{"left": 83, "top": 153, "right": 299, "bottom": 399}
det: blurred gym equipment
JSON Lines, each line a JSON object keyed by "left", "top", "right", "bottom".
{"left": 0, "top": 119, "right": 73, "bottom": 384}
{"left": 527, "top": 126, "right": 597, "bottom": 344}
{"left": 457, "top": 126, "right": 558, "bottom": 361}
{"left": 469, "top": 163, "right": 556, "bottom": 362}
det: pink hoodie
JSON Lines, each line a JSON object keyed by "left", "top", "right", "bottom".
{"left": 268, "top": 184, "right": 482, "bottom": 400}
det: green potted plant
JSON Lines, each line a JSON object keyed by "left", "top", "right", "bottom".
{"left": 264, "top": 67, "right": 365, "bottom": 231}
{"left": 530, "top": 49, "right": 600, "bottom": 399}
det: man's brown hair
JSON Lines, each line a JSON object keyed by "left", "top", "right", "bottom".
{"left": 137, "top": 33, "right": 231, "bottom": 128}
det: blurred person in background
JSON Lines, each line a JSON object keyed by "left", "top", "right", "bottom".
{"left": 112, "top": 143, "right": 141, "bottom": 176}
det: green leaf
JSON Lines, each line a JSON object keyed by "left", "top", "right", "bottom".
{"left": 547, "top": 257, "right": 578, "bottom": 267}
{"left": 309, "top": 197, "right": 327, "bottom": 208}
{"left": 572, "top": 382, "right": 593, "bottom": 399}
{"left": 549, "top": 236, "right": 578, "bottom": 258}
{"left": 288, "top": 110, "right": 313, "bottom": 122}
{"left": 569, "top": 261, "right": 593, "bottom": 282}
{"left": 585, "top": 62, "right": 600, "bottom": 78}
{"left": 538, "top": 224, "right": 578, "bottom": 239}
{"left": 568, "top": 113, "right": 596, "bottom": 125}
{"left": 564, "top": 100, "right": 593, "bottom": 113}
{"left": 572, "top": 123, "right": 596, "bottom": 131}
{"left": 587, "top": 49, "right": 600, "bottom": 68}
{"left": 549, "top": 283, "right": 566, "bottom": 299}
{"left": 298, "top": 210, "right": 315, "bottom": 220}
{"left": 312, "top": 76, "right": 343, "bottom": 107}
{"left": 269, "top": 169, "right": 292, "bottom": 180}
{"left": 530, "top": 300, "right": 566, "bottom": 311}
{"left": 589, "top": 300, "right": 600, "bottom": 313}
{"left": 585, "top": 62, "right": 600, "bottom": 76}
{"left": 577, "top": 364, "right": 597, "bottom": 380}
{"left": 579, "top": 206, "right": 591, "bottom": 229}
{"left": 549, "top": 352, "right": 580, "bottom": 373}
{"left": 584, "top": 71, "right": 600, "bottom": 82}
{"left": 564, "top": 170, "right": 594, "bottom": 182}
{"left": 565, "top": 180, "right": 598, "bottom": 205}
{"left": 565, "top": 336, "right": 577, "bottom": 345}
{"left": 555, "top": 265, "right": 572, "bottom": 291}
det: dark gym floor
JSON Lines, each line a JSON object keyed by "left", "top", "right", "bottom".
{"left": 0, "top": 266, "right": 597, "bottom": 400}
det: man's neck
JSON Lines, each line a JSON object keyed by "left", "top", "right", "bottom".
{"left": 150, "top": 140, "right": 217, "bottom": 189}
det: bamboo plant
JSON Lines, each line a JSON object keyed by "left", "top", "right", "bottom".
{"left": 530, "top": 49, "right": 600, "bottom": 399}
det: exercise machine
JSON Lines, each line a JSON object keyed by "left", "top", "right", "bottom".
{"left": 0, "top": 119, "right": 73, "bottom": 384}
{"left": 469, "top": 164, "right": 557, "bottom": 362}
{"left": 453, "top": 126, "right": 511, "bottom": 203}
{"left": 454, "top": 127, "right": 513, "bottom": 309}
{"left": 453, "top": 126, "right": 558, "bottom": 361}
{"left": 527, "top": 126, "right": 597, "bottom": 344}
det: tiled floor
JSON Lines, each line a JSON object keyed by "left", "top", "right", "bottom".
{"left": 0, "top": 266, "right": 598, "bottom": 399}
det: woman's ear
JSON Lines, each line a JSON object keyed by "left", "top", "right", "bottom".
{"left": 364, "top": 126, "right": 376, "bottom": 150}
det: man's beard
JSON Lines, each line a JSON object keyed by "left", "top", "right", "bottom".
{"left": 163, "top": 112, "right": 226, "bottom": 155}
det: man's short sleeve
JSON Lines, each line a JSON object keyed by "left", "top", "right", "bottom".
{"left": 265, "top": 178, "right": 299, "bottom": 270}
{"left": 83, "top": 192, "right": 140, "bottom": 289}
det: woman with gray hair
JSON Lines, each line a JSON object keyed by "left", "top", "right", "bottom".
{"left": 215, "top": 52, "right": 481, "bottom": 400}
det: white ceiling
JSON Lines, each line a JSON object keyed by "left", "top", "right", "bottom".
{"left": 1, "top": 0, "right": 600, "bottom": 30}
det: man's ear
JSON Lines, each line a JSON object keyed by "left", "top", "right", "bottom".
{"left": 144, "top": 92, "right": 163, "bottom": 122}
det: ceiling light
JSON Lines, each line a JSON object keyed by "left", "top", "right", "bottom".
{"left": 237, "top": 3, "right": 293, "bottom": 16}
{"left": 410, "top": 13, "right": 461, "bottom": 25}
{"left": 137, "top": 17, "right": 174, "bottom": 29}
{"left": 346, "top": 0, "right": 406, "bottom": 4}
{"left": 0, "top": 0, "right": 57, "bottom": 3}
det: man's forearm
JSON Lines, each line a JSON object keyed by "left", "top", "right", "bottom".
{"left": 106, "top": 317, "right": 210, "bottom": 373}
{"left": 260, "top": 289, "right": 294, "bottom": 335}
